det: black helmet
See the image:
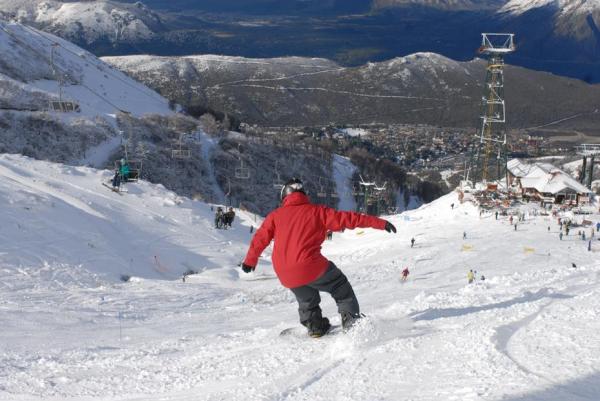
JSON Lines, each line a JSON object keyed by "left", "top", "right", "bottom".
{"left": 281, "top": 177, "right": 305, "bottom": 200}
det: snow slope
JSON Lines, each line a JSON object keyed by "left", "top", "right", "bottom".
{"left": 1, "top": 155, "right": 600, "bottom": 400}
{"left": 0, "top": 19, "right": 172, "bottom": 118}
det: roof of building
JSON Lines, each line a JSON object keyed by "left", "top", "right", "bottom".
{"left": 508, "top": 158, "right": 590, "bottom": 195}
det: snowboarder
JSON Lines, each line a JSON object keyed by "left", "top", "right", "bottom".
{"left": 241, "top": 178, "right": 396, "bottom": 337}
{"left": 411, "top": 237, "right": 415, "bottom": 248}
{"left": 597, "top": 222, "right": 600, "bottom": 232}
{"left": 401, "top": 267, "right": 409, "bottom": 282}
{"left": 467, "top": 269, "right": 475, "bottom": 284}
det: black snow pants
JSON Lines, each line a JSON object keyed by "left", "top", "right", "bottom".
{"left": 289, "top": 262, "right": 359, "bottom": 327}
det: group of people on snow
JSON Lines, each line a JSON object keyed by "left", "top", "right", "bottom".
{"left": 467, "top": 269, "right": 485, "bottom": 284}
{"left": 215, "top": 206, "right": 235, "bottom": 229}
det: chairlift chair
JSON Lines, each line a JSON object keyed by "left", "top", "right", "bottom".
{"left": 115, "top": 159, "right": 142, "bottom": 182}
{"left": 172, "top": 133, "right": 192, "bottom": 159}
{"left": 235, "top": 159, "right": 251, "bottom": 180}
{"left": 172, "top": 149, "right": 192, "bottom": 159}
{"left": 316, "top": 178, "right": 327, "bottom": 198}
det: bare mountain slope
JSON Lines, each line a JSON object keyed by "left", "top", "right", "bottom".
{"left": 105, "top": 52, "right": 600, "bottom": 134}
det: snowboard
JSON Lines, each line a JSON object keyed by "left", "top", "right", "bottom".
{"left": 280, "top": 324, "right": 342, "bottom": 338}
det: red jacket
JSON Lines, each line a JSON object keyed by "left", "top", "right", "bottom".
{"left": 243, "top": 192, "right": 387, "bottom": 288}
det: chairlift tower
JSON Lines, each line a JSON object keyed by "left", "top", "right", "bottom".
{"left": 50, "top": 43, "right": 64, "bottom": 104}
{"left": 469, "top": 33, "right": 515, "bottom": 185}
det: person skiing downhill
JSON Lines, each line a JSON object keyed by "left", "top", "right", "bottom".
{"left": 241, "top": 178, "right": 397, "bottom": 337}
{"left": 401, "top": 267, "right": 410, "bottom": 282}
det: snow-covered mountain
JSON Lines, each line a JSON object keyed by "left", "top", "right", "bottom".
{"left": 373, "top": 0, "right": 502, "bottom": 10}
{"left": 0, "top": 0, "right": 164, "bottom": 46}
{"left": 1, "top": 153, "right": 600, "bottom": 400}
{"left": 501, "top": 0, "right": 600, "bottom": 16}
{"left": 500, "top": 0, "right": 600, "bottom": 40}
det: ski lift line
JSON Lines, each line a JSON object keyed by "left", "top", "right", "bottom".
{"left": 523, "top": 112, "right": 591, "bottom": 130}
{"left": 0, "top": 24, "right": 126, "bottom": 113}
{"left": 18, "top": 23, "right": 164, "bottom": 102}
{"left": 227, "top": 84, "right": 454, "bottom": 101}
{"left": 208, "top": 67, "right": 349, "bottom": 89}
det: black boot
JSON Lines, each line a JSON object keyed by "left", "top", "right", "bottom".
{"left": 307, "top": 317, "right": 331, "bottom": 338}
{"left": 341, "top": 311, "right": 362, "bottom": 331}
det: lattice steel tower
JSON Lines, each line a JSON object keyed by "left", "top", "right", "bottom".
{"left": 469, "top": 33, "right": 515, "bottom": 184}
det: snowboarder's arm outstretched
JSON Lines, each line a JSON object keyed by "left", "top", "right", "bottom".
{"left": 243, "top": 213, "right": 275, "bottom": 268}
{"left": 319, "top": 207, "right": 390, "bottom": 232}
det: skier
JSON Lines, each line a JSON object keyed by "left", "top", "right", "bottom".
{"left": 583, "top": 231, "right": 586, "bottom": 241}
{"left": 451, "top": 203, "right": 454, "bottom": 210}
{"left": 111, "top": 166, "right": 121, "bottom": 189}
{"left": 401, "top": 267, "right": 409, "bottom": 282}
{"left": 463, "top": 231, "right": 467, "bottom": 240}
{"left": 559, "top": 232, "right": 563, "bottom": 241}
{"left": 467, "top": 269, "right": 475, "bottom": 284}
{"left": 240, "top": 178, "right": 397, "bottom": 337}
{"left": 480, "top": 274, "right": 486, "bottom": 281}
{"left": 411, "top": 237, "right": 415, "bottom": 248}
{"left": 514, "top": 223, "right": 518, "bottom": 231}
{"left": 509, "top": 215, "right": 513, "bottom": 225}
{"left": 588, "top": 240, "right": 592, "bottom": 252}
{"left": 495, "top": 211, "right": 498, "bottom": 220}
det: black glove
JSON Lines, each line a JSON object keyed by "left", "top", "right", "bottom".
{"left": 385, "top": 221, "right": 397, "bottom": 233}
{"left": 241, "top": 263, "right": 255, "bottom": 273}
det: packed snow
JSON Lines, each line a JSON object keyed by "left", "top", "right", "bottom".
{"left": 1, "top": 154, "right": 600, "bottom": 400}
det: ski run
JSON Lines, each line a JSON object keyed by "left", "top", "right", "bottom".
{"left": 0, "top": 154, "right": 599, "bottom": 401}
